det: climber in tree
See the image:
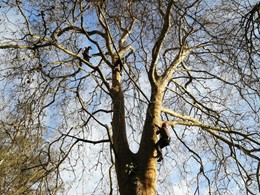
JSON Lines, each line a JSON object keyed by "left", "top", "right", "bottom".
{"left": 155, "top": 122, "right": 171, "bottom": 162}
{"left": 113, "top": 57, "right": 124, "bottom": 74}
{"left": 82, "top": 46, "right": 92, "bottom": 62}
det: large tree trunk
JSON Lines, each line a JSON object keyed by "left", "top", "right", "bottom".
{"left": 111, "top": 63, "right": 135, "bottom": 194}
{"left": 111, "top": 64, "right": 164, "bottom": 194}
{"left": 134, "top": 86, "right": 165, "bottom": 195}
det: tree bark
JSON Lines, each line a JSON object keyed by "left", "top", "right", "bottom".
{"left": 111, "top": 62, "right": 135, "bottom": 194}
{"left": 111, "top": 65, "right": 165, "bottom": 194}
{"left": 135, "top": 86, "right": 165, "bottom": 195}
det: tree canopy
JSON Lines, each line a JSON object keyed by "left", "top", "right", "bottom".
{"left": 0, "top": 0, "right": 259, "bottom": 194}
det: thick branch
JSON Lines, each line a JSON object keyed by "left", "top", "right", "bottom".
{"left": 160, "top": 48, "right": 191, "bottom": 85}
{"left": 150, "top": 0, "right": 174, "bottom": 84}
{"left": 97, "top": 5, "right": 114, "bottom": 55}
{"left": 162, "top": 107, "right": 260, "bottom": 161}
{"left": 55, "top": 26, "right": 104, "bottom": 37}
{"left": 61, "top": 134, "right": 110, "bottom": 145}
{"left": 118, "top": 18, "right": 136, "bottom": 49}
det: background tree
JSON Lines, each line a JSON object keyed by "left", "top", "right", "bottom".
{"left": 0, "top": 98, "right": 63, "bottom": 194}
{"left": 0, "top": 0, "right": 259, "bottom": 194}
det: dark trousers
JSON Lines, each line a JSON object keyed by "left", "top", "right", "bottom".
{"left": 155, "top": 138, "right": 170, "bottom": 161}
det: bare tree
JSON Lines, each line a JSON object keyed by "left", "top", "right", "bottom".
{"left": 0, "top": 104, "right": 63, "bottom": 194}
{"left": 0, "top": 0, "right": 259, "bottom": 194}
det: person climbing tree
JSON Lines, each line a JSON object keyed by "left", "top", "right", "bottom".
{"left": 155, "top": 122, "right": 171, "bottom": 162}
{"left": 82, "top": 46, "right": 92, "bottom": 62}
{"left": 113, "top": 57, "right": 124, "bottom": 74}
